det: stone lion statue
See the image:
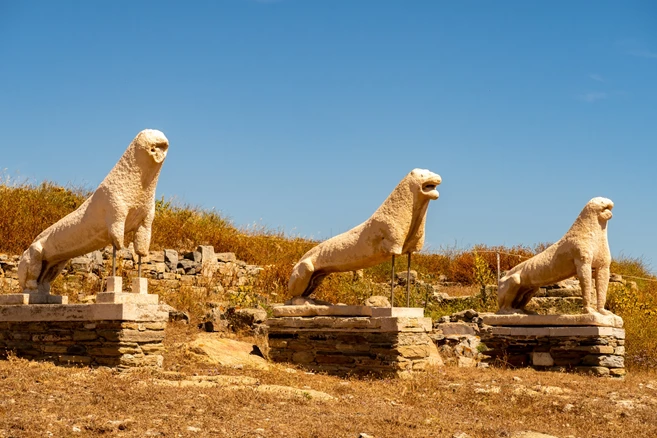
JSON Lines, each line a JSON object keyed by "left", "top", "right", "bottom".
{"left": 288, "top": 168, "right": 442, "bottom": 299}
{"left": 18, "top": 129, "right": 169, "bottom": 294}
{"left": 497, "top": 197, "right": 614, "bottom": 315}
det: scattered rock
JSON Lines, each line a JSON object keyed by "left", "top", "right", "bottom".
{"left": 185, "top": 333, "right": 270, "bottom": 370}
{"left": 69, "top": 256, "right": 93, "bottom": 273}
{"left": 216, "top": 252, "right": 237, "bottom": 263}
{"left": 164, "top": 249, "right": 178, "bottom": 271}
{"left": 364, "top": 296, "right": 391, "bottom": 307}
{"left": 474, "top": 386, "right": 500, "bottom": 394}
{"left": 396, "top": 269, "right": 418, "bottom": 285}
{"left": 200, "top": 307, "right": 229, "bottom": 333}
{"left": 158, "top": 304, "right": 190, "bottom": 324}
{"left": 254, "top": 384, "right": 335, "bottom": 401}
{"left": 511, "top": 432, "right": 559, "bottom": 438}
{"left": 450, "top": 309, "right": 478, "bottom": 322}
{"left": 227, "top": 308, "right": 268, "bottom": 331}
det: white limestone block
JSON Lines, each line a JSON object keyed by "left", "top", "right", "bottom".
{"left": 132, "top": 277, "right": 148, "bottom": 294}
{"left": 106, "top": 276, "right": 123, "bottom": 293}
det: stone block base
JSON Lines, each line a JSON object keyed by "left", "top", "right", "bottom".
{"left": 266, "top": 314, "right": 440, "bottom": 376}
{"left": 480, "top": 325, "right": 626, "bottom": 377}
{"left": 0, "top": 293, "right": 68, "bottom": 305}
{"left": 0, "top": 303, "right": 166, "bottom": 369}
{"left": 96, "top": 292, "right": 159, "bottom": 305}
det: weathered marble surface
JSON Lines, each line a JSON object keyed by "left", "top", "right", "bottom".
{"left": 498, "top": 197, "right": 615, "bottom": 315}
{"left": 482, "top": 312, "right": 623, "bottom": 328}
{"left": 18, "top": 129, "right": 169, "bottom": 295}
{"left": 272, "top": 304, "right": 424, "bottom": 318}
{"left": 288, "top": 169, "right": 441, "bottom": 298}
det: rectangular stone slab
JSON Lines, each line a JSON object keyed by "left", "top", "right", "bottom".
{"left": 266, "top": 316, "right": 432, "bottom": 333}
{"left": 96, "top": 292, "right": 159, "bottom": 305}
{"left": 0, "top": 303, "right": 167, "bottom": 322}
{"left": 481, "top": 312, "right": 623, "bottom": 328}
{"left": 0, "top": 294, "right": 29, "bottom": 305}
{"left": 370, "top": 307, "right": 424, "bottom": 318}
{"left": 272, "top": 305, "right": 373, "bottom": 317}
{"left": 489, "top": 325, "right": 625, "bottom": 338}
{"left": 0, "top": 293, "right": 68, "bottom": 304}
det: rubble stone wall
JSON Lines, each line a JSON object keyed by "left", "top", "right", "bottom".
{"left": 267, "top": 316, "right": 438, "bottom": 376}
{"left": 0, "top": 304, "right": 167, "bottom": 369}
{"left": 480, "top": 326, "right": 626, "bottom": 377}
{"left": 0, "top": 320, "right": 165, "bottom": 368}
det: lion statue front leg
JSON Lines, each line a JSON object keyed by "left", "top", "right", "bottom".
{"left": 595, "top": 266, "right": 612, "bottom": 315}
{"left": 575, "top": 258, "right": 596, "bottom": 314}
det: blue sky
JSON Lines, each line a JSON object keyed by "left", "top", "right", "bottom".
{"left": 1, "top": 1, "right": 656, "bottom": 272}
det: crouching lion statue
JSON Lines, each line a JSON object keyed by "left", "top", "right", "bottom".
{"left": 497, "top": 197, "right": 614, "bottom": 315}
{"left": 18, "top": 129, "right": 169, "bottom": 294}
{"left": 288, "top": 168, "right": 442, "bottom": 299}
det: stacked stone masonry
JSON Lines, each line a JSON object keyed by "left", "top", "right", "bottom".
{"left": 267, "top": 315, "right": 437, "bottom": 376}
{"left": 0, "top": 304, "right": 166, "bottom": 369}
{"left": 0, "top": 247, "right": 263, "bottom": 301}
{"left": 480, "top": 326, "right": 626, "bottom": 377}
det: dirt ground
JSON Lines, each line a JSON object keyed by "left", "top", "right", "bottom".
{"left": 1, "top": 324, "right": 656, "bottom": 438}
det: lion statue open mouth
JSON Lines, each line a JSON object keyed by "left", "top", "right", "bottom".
{"left": 288, "top": 168, "right": 442, "bottom": 300}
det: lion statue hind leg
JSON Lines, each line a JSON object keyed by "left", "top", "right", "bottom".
{"left": 513, "top": 286, "right": 540, "bottom": 314}
{"left": 36, "top": 260, "right": 68, "bottom": 294}
{"left": 288, "top": 260, "right": 315, "bottom": 297}
{"left": 18, "top": 242, "right": 44, "bottom": 292}
{"left": 497, "top": 273, "right": 523, "bottom": 313}
{"left": 301, "top": 272, "right": 328, "bottom": 298}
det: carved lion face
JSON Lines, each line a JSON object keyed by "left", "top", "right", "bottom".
{"left": 137, "top": 129, "right": 169, "bottom": 164}
{"left": 410, "top": 168, "right": 442, "bottom": 200}
{"left": 588, "top": 197, "right": 614, "bottom": 221}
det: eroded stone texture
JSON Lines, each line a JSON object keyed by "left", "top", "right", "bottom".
{"left": 266, "top": 315, "right": 439, "bottom": 376}
{"left": 0, "top": 304, "right": 166, "bottom": 369}
{"left": 288, "top": 169, "right": 441, "bottom": 299}
{"left": 482, "top": 312, "right": 623, "bottom": 328}
{"left": 18, "top": 130, "right": 169, "bottom": 295}
{"left": 498, "top": 197, "right": 615, "bottom": 315}
{"left": 480, "top": 325, "right": 626, "bottom": 376}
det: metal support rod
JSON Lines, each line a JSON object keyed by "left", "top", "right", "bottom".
{"left": 406, "top": 252, "right": 411, "bottom": 307}
{"left": 138, "top": 255, "right": 142, "bottom": 278}
{"left": 390, "top": 254, "right": 395, "bottom": 307}
{"left": 112, "top": 246, "right": 117, "bottom": 277}
{"left": 496, "top": 252, "right": 501, "bottom": 285}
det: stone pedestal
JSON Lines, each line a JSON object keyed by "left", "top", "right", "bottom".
{"left": 0, "top": 303, "right": 167, "bottom": 369}
{"left": 96, "top": 276, "right": 158, "bottom": 305}
{"left": 132, "top": 277, "right": 148, "bottom": 294}
{"left": 266, "top": 306, "right": 441, "bottom": 376}
{"left": 480, "top": 313, "right": 626, "bottom": 376}
{"left": 105, "top": 276, "right": 123, "bottom": 293}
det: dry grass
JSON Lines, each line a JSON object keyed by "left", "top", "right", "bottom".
{"left": 0, "top": 324, "right": 656, "bottom": 438}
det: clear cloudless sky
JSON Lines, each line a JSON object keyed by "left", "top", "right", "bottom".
{"left": 1, "top": 1, "right": 656, "bottom": 272}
